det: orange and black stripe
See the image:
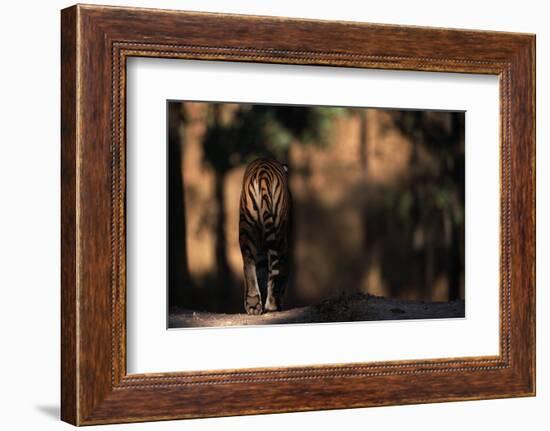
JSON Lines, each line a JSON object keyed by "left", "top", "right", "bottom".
{"left": 239, "top": 158, "right": 291, "bottom": 314}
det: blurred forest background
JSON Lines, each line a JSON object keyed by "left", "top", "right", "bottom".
{"left": 168, "top": 101, "right": 465, "bottom": 314}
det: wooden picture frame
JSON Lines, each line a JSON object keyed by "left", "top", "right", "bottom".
{"left": 61, "top": 4, "right": 535, "bottom": 425}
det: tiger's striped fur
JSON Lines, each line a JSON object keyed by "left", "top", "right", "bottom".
{"left": 239, "top": 158, "right": 292, "bottom": 315}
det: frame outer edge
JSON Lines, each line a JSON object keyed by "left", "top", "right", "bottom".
{"left": 61, "top": 5, "right": 80, "bottom": 426}
{"left": 61, "top": 4, "right": 536, "bottom": 424}
{"left": 525, "top": 34, "right": 536, "bottom": 395}
{"left": 531, "top": 34, "right": 536, "bottom": 396}
{"left": 510, "top": 35, "right": 536, "bottom": 395}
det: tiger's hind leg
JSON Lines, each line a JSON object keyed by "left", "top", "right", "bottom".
{"left": 265, "top": 249, "right": 282, "bottom": 312}
{"left": 243, "top": 256, "right": 263, "bottom": 315}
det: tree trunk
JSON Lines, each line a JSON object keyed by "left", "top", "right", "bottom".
{"left": 213, "top": 170, "right": 232, "bottom": 311}
{"left": 359, "top": 110, "right": 369, "bottom": 174}
{"left": 448, "top": 223, "right": 462, "bottom": 301}
{"left": 168, "top": 102, "right": 191, "bottom": 308}
{"left": 359, "top": 110, "right": 370, "bottom": 280}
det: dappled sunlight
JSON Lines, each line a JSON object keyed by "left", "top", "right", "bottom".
{"left": 168, "top": 101, "right": 464, "bottom": 315}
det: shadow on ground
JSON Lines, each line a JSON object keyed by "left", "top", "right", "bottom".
{"left": 169, "top": 293, "right": 465, "bottom": 328}
{"left": 35, "top": 405, "right": 59, "bottom": 420}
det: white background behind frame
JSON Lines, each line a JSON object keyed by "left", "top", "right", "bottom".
{"left": 126, "top": 57, "right": 500, "bottom": 374}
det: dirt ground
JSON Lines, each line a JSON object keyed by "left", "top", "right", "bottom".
{"left": 168, "top": 293, "right": 465, "bottom": 328}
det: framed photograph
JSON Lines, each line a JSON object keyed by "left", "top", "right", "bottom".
{"left": 61, "top": 4, "right": 535, "bottom": 425}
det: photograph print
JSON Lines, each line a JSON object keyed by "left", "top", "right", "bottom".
{"left": 167, "top": 100, "right": 465, "bottom": 328}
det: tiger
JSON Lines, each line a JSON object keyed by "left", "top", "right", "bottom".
{"left": 239, "top": 158, "right": 292, "bottom": 315}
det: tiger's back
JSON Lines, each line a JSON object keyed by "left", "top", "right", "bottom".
{"left": 239, "top": 158, "right": 291, "bottom": 314}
